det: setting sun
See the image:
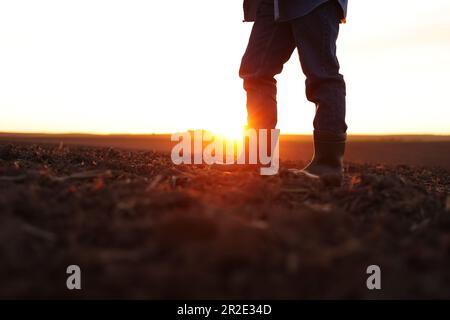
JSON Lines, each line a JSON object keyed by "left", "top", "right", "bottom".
{"left": 210, "top": 124, "right": 247, "bottom": 142}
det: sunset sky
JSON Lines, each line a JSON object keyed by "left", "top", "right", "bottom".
{"left": 1, "top": 0, "right": 450, "bottom": 136}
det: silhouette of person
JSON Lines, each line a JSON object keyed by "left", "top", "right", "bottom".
{"left": 241, "top": 0, "right": 348, "bottom": 184}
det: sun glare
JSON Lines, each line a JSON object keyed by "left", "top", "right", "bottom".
{"left": 211, "top": 124, "right": 246, "bottom": 143}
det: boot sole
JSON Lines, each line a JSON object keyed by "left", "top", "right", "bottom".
{"left": 288, "top": 169, "right": 343, "bottom": 187}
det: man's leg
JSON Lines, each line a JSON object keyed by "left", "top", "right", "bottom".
{"left": 289, "top": 1, "right": 347, "bottom": 184}
{"left": 239, "top": 0, "right": 295, "bottom": 129}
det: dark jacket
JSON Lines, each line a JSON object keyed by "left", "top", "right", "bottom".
{"left": 244, "top": 0, "right": 348, "bottom": 22}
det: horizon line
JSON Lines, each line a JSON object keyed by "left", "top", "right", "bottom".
{"left": 1, "top": 131, "right": 450, "bottom": 137}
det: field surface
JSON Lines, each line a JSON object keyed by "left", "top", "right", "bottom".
{"left": 1, "top": 141, "right": 450, "bottom": 299}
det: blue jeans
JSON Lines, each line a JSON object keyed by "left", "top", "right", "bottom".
{"left": 240, "top": 0, "right": 347, "bottom": 134}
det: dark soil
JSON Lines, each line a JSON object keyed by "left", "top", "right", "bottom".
{"left": 1, "top": 142, "right": 450, "bottom": 299}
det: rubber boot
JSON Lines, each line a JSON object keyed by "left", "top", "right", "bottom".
{"left": 300, "top": 131, "right": 346, "bottom": 186}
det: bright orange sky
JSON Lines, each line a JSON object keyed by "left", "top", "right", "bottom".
{"left": 1, "top": 0, "right": 450, "bottom": 136}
